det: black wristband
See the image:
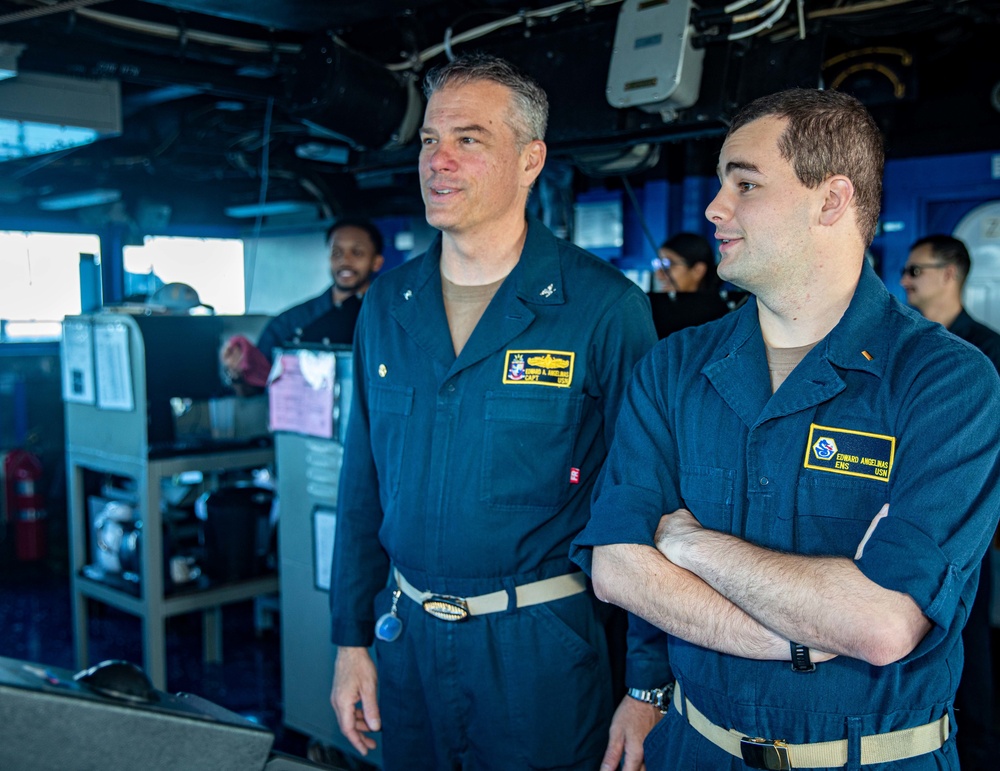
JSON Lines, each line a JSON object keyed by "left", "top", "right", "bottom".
{"left": 790, "top": 642, "right": 816, "bottom": 673}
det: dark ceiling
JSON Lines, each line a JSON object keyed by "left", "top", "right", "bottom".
{"left": 0, "top": 0, "right": 998, "bottom": 230}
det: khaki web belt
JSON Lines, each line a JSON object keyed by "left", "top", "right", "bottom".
{"left": 673, "top": 681, "right": 949, "bottom": 769}
{"left": 393, "top": 567, "right": 587, "bottom": 622}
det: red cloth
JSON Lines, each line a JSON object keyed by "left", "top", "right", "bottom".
{"left": 226, "top": 335, "right": 272, "bottom": 387}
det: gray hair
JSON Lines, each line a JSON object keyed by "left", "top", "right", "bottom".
{"left": 423, "top": 53, "right": 549, "bottom": 149}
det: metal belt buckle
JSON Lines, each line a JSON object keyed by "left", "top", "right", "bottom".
{"left": 740, "top": 737, "right": 790, "bottom": 770}
{"left": 422, "top": 595, "right": 470, "bottom": 621}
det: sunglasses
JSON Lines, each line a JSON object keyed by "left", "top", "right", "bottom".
{"left": 900, "top": 263, "right": 948, "bottom": 279}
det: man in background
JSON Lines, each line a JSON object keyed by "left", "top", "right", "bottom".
{"left": 221, "top": 218, "right": 384, "bottom": 388}
{"left": 902, "top": 233, "right": 1000, "bottom": 771}
{"left": 901, "top": 234, "right": 1000, "bottom": 367}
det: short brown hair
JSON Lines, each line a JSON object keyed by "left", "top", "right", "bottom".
{"left": 728, "top": 88, "right": 884, "bottom": 247}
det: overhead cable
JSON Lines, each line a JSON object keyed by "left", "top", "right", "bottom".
{"left": 0, "top": 0, "right": 111, "bottom": 26}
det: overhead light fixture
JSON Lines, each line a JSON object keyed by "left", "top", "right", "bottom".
{"left": 0, "top": 71, "right": 121, "bottom": 161}
{"left": 0, "top": 42, "right": 24, "bottom": 81}
{"left": 224, "top": 200, "right": 316, "bottom": 218}
{"left": 38, "top": 189, "right": 121, "bottom": 211}
{"left": 294, "top": 142, "right": 350, "bottom": 165}
{"left": 235, "top": 65, "right": 277, "bottom": 79}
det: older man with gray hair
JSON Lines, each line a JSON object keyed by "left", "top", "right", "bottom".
{"left": 328, "top": 53, "right": 660, "bottom": 770}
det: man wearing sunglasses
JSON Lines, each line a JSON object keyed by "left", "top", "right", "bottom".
{"left": 902, "top": 233, "right": 1000, "bottom": 771}
{"left": 901, "top": 234, "right": 1000, "bottom": 370}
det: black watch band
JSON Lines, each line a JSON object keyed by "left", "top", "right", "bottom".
{"left": 626, "top": 683, "right": 674, "bottom": 713}
{"left": 790, "top": 642, "right": 816, "bottom": 673}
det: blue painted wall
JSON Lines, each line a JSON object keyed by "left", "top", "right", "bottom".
{"left": 583, "top": 150, "right": 1000, "bottom": 299}
{"left": 582, "top": 177, "right": 722, "bottom": 272}
{"left": 878, "top": 151, "right": 1000, "bottom": 301}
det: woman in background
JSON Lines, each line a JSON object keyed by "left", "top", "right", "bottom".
{"left": 647, "top": 232, "right": 738, "bottom": 338}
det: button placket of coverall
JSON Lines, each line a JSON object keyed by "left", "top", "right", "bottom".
{"left": 846, "top": 715, "right": 863, "bottom": 771}
{"left": 428, "top": 377, "right": 460, "bottom": 570}
{"left": 742, "top": 424, "right": 776, "bottom": 543}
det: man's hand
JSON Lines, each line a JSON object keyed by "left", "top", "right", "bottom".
{"left": 654, "top": 508, "right": 703, "bottom": 569}
{"left": 600, "top": 695, "right": 664, "bottom": 771}
{"left": 220, "top": 339, "right": 244, "bottom": 377}
{"left": 330, "top": 646, "right": 381, "bottom": 755}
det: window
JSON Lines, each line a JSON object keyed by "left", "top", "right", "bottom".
{"left": 573, "top": 196, "right": 624, "bottom": 263}
{"left": 0, "top": 231, "right": 100, "bottom": 341}
{"left": 123, "top": 236, "right": 245, "bottom": 315}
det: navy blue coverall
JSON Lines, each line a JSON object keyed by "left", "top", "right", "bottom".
{"left": 947, "top": 308, "right": 1000, "bottom": 770}
{"left": 330, "top": 217, "right": 664, "bottom": 770}
{"left": 256, "top": 288, "right": 360, "bottom": 362}
{"left": 572, "top": 263, "right": 1000, "bottom": 770}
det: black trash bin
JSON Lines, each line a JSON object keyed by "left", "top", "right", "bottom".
{"left": 198, "top": 486, "right": 275, "bottom": 583}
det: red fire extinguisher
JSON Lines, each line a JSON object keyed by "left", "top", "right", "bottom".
{"left": 2, "top": 450, "right": 47, "bottom": 562}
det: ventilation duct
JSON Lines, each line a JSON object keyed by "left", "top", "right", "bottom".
{"left": 287, "top": 33, "right": 419, "bottom": 151}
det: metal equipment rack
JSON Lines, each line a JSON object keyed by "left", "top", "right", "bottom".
{"left": 63, "top": 311, "right": 275, "bottom": 690}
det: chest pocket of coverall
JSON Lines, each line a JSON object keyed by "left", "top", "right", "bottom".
{"left": 367, "top": 382, "right": 414, "bottom": 500}
{"left": 482, "top": 389, "right": 584, "bottom": 513}
{"left": 794, "top": 472, "right": 889, "bottom": 557}
{"left": 679, "top": 464, "right": 736, "bottom": 532}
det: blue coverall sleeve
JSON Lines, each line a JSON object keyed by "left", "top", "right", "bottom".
{"left": 329, "top": 299, "right": 392, "bottom": 647}
{"left": 856, "top": 342, "right": 1000, "bottom": 662}
{"left": 583, "top": 318, "right": 677, "bottom": 688}
{"left": 571, "top": 345, "right": 685, "bottom": 574}
{"left": 625, "top": 613, "right": 672, "bottom": 687}
{"left": 593, "top": 286, "right": 657, "bottom": 448}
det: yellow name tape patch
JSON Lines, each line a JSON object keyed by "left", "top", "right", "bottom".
{"left": 503, "top": 350, "right": 575, "bottom": 388}
{"left": 803, "top": 423, "right": 896, "bottom": 483}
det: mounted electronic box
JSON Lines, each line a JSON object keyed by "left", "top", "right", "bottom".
{"left": 606, "top": 0, "right": 705, "bottom": 122}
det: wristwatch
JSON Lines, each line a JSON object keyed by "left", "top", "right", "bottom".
{"left": 790, "top": 642, "right": 816, "bottom": 673}
{"left": 626, "top": 683, "right": 674, "bottom": 713}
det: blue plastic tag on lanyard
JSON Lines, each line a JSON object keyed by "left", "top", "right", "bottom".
{"left": 375, "top": 589, "right": 403, "bottom": 642}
